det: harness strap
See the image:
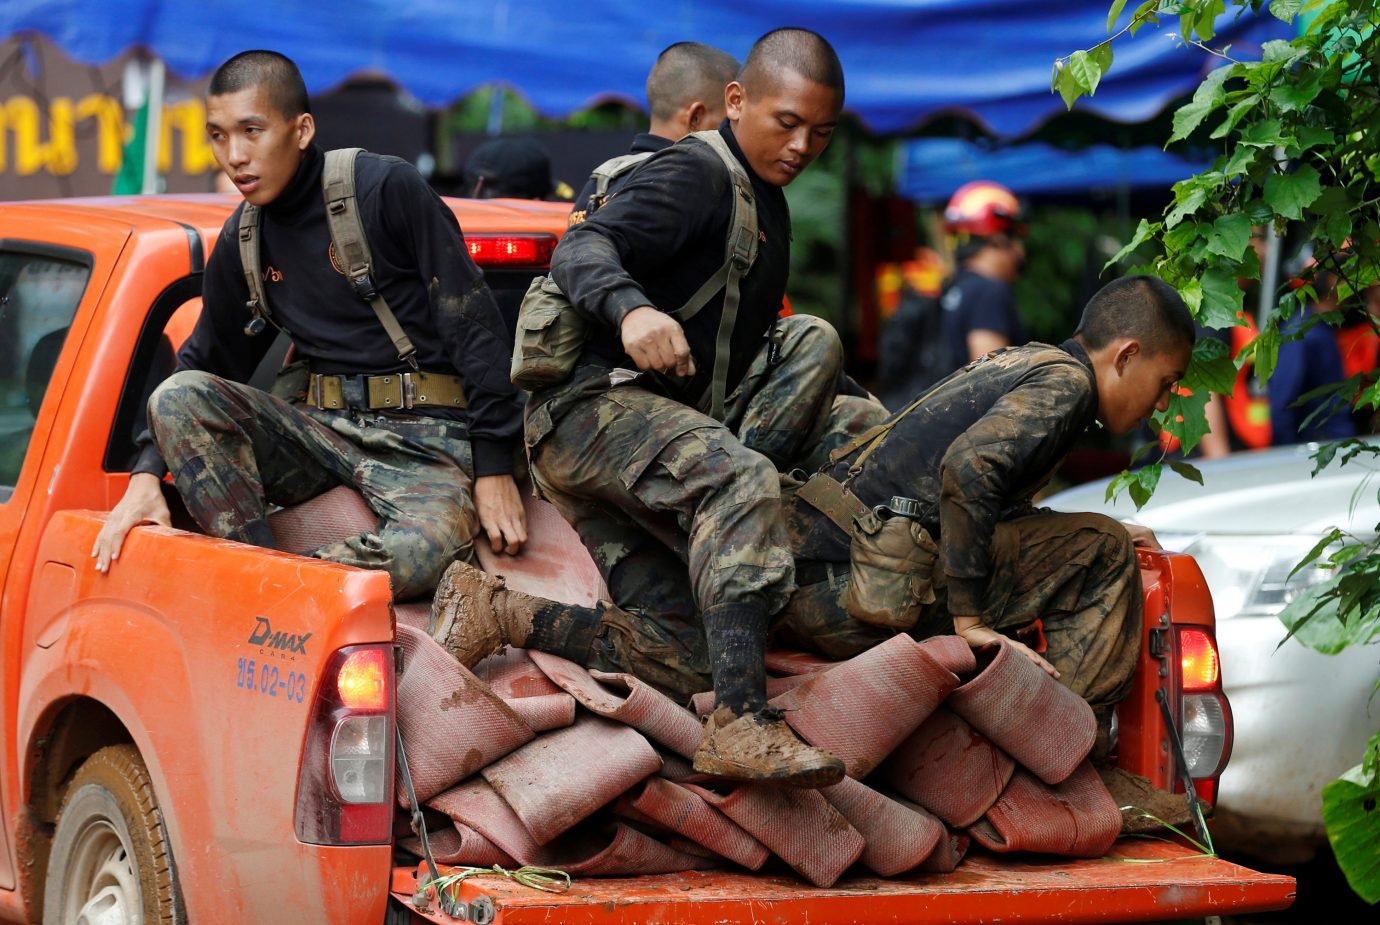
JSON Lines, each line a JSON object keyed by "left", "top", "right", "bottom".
{"left": 794, "top": 471, "right": 870, "bottom": 535}
{"left": 323, "top": 148, "right": 419, "bottom": 369}
{"left": 237, "top": 204, "right": 279, "bottom": 336}
{"left": 690, "top": 130, "right": 759, "bottom": 422}
{"left": 589, "top": 151, "right": 655, "bottom": 205}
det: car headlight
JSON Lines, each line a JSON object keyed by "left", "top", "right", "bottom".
{"left": 1176, "top": 534, "right": 1334, "bottom": 619}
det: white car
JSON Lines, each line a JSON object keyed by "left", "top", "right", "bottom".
{"left": 1045, "top": 443, "right": 1380, "bottom": 862}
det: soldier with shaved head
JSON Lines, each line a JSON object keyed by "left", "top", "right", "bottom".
{"left": 569, "top": 42, "right": 740, "bottom": 225}
{"left": 433, "top": 28, "right": 853, "bottom": 788}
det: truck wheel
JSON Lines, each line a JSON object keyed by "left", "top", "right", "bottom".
{"left": 43, "top": 744, "right": 185, "bottom": 925}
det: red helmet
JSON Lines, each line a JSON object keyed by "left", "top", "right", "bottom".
{"left": 943, "top": 181, "right": 1025, "bottom": 238}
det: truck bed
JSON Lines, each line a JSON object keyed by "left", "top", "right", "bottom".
{"left": 392, "top": 840, "right": 1296, "bottom": 924}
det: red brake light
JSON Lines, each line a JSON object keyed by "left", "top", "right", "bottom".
{"left": 1179, "top": 628, "right": 1220, "bottom": 692}
{"left": 467, "top": 234, "right": 557, "bottom": 267}
{"left": 338, "top": 649, "right": 388, "bottom": 710}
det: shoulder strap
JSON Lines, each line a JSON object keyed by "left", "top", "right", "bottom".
{"left": 590, "top": 151, "right": 655, "bottom": 199}
{"left": 682, "top": 129, "right": 760, "bottom": 421}
{"left": 237, "top": 204, "right": 274, "bottom": 335}
{"left": 322, "top": 147, "right": 418, "bottom": 369}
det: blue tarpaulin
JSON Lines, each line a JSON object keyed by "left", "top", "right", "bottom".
{"left": 897, "top": 138, "right": 1208, "bottom": 200}
{"left": 1, "top": 1, "right": 1290, "bottom": 136}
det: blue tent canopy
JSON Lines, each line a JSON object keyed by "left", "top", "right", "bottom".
{"left": 898, "top": 138, "right": 1208, "bottom": 201}
{"left": 2, "top": 1, "right": 1289, "bottom": 137}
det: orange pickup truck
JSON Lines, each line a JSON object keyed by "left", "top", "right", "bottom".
{"left": 0, "top": 193, "right": 1294, "bottom": 925}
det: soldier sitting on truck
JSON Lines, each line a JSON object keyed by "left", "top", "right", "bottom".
{"left": 778, "top": 276, "right": 1189, "bottom": 779}
{"left": 433, "top": 28, "right": 853, "bottom": 790}
{"left": 93, "top": 49, "right": 528, "bottom": 600}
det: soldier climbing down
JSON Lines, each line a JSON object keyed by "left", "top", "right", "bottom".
{"left": 433, "top": 28, "right": 853, "bottom": 789}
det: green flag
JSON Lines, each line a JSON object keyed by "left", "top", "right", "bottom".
{"left": 112, "top": 93, "right": 149, "bottom": 195}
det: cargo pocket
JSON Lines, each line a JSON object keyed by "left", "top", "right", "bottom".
{"left": 847, "top": 510, "right": 940, "bottom": 631}
{"left": 510, "top": 276, "right": 588, "bottom": 389}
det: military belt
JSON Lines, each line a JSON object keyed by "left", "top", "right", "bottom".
{"left": 307, "top": 371, "right": 467, "bottom": 411}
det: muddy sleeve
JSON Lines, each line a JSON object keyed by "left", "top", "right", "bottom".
{"left": 938, "top": 363, "right": 1093, "bottom": 618}
{"left": 549, "top": 144, "right": 728, "bottom": 330}
{"left": 132, "top": 212, "right": 276, "bottom": 477}
{"left": 380, "top": 165, "right": 522, "bottom": 477}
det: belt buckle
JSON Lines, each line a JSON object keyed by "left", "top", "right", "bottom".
{"left": 401, "top": 372, "right": 417, "bottom": 410}
{"left": 310, "top": 373, "right": 325, "bottom": 409}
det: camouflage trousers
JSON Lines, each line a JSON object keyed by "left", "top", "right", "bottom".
{"left": 149, "top": 370, "right": 480, "bottom": 601}
{"left": 774, "top": 511, "right": 1144, "bottom": 712}
{"left": 526, "top": 315, "right": 847, "bottom": 698}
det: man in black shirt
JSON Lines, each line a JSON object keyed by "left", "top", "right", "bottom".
{"left": 438, "top": 29, "right": 851, "bottom": 788}
{"left": 940, "top": 181, "right": 1029, "bottom": 367}
{"left": 780, "top": 276, "right": 1193, "bottom": 733}
{"left": 568, "top": 42, "right": 739, "bottom": 226}
{"left": 92, "top": 50, "right": 527, "bottom": 600}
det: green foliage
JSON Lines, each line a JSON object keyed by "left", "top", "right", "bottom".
{"left": 1067, "top": 0, "right": 1380, "bottom": 900}
{"left": 1322, "top": 751, "right": 1380, "bottom": 904}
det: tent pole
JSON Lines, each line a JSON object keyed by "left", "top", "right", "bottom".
{"left": 142, "top": 58, "right": 164, "bottom": 194}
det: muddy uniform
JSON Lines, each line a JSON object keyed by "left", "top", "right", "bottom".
{"left": 133, "top": 144, "right": 522, "bottom": 600}
{"left": 781, "top": 340, "right": 1142, "bottom": 714}
{"left": 568, "top": 132, "right": 671, "bottom": 227}
{"left": 528, "top": 125, "right": 845, "bottom": 700}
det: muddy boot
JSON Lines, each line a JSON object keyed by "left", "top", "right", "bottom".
{"left": 693, "top": 706, "right": 846, "bottom": 788}
{"left": 1098, "top": 766, "right": 1198, "bottom": 836}
{"left": 430, "top": 561, "right": 607, "bottom": 668}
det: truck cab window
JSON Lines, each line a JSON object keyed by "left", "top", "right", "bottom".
{"left": 0, "top": 251, "right": 91, "bottom": 501}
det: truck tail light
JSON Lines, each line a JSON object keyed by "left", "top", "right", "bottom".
{"left": 296, "top": 644, "right": 395, "bottom": 845}
{"left": 467, "top": 234, "right": 557, "bottom": 268}
{"left": 1179, "top": 628, "right": 1219, "bottom": 691}
{"left": 1174, "top": 627, "right": 1232, "bottom": 797}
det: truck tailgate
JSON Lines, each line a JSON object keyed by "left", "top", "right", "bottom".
{"left": 391, "top": 839, "right": 1295, "bottom": 924}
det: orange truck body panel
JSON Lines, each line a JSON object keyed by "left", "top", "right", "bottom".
{"left": 0, "top": 194, "right": 1293, "bottom": 924}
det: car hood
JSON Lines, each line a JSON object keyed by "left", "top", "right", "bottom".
{"left": 1045, "top": 442, "right": 1380, "bottom": 536}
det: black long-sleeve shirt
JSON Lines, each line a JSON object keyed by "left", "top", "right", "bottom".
{"left": 794, "top": 340, "right": 1100, "bottom": 618}
{"left": 134, "top": 144, "right": 522, "bottom": 477}
{"left": 550, "top": 122, "right": 791, "bottom": 409}
{"left": 568, "top": 132, "right": 672, "bottom": 222}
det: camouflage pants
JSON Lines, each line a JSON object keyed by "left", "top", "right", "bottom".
{"left": 526, "top": 315, "right": 844, "bottom": 698}
{"left": 149, "top": 370, "right": 480, "bottom": 601}
{"left": 774, "top": 511, "right": 1143, "bottom": 711}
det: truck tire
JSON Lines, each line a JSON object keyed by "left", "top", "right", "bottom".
{"left": 43, "top": 744, "right": 185, "bottom": 925}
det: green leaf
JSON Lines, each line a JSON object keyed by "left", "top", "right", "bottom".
{"left": 1185, "top": 335, "right": 1240, "bottom": 395}
{"left": 1128, "top": 463, "right": 1162, "bottom": 509}
{"left": 1309, "top": 186, "right": 1355, "bottom": 246}
{"left": 1250, "top": 319, "right": 1283, "bottom": 385}
{"left": 1154, "top": 390, "right": 1210, "bottom": 455}
{"left": 1166, "top": 459, "right": 1205, "bottom": 485}
{"left": 1108, "top": 0, "right": 1130, "bottom": 32}
{"left": 1129, "top": 2, "right": 1159, "bottom": 35}
{"left": 1293, "top": 125, "right": 1337, "bottom": 151}
{"left": 1222, "top": 145, "right": 1259, "bottom": 177}
{"left": 1179, "top": 277, "right": 1204, "bottom": 315}
{"left": 1261, "top": 39, "right": 1304, "bottom": 64}
{"left": 1289, "top": 528, "right": 1346, "bottom": 581}
{"left": 1170, "top": 64, "right": 1234, "bottom": 142}
{"left": 1091, "top": 42, "right": 1114, "bottom": 80}
{"left": 1104, "top": 471, "right": 1139, "bottom": 504}
{"left": 1264, "top": 164, "right": 1323, "bottom": 220}
{"left": 1206, "top": 213, "right": 1254, "bottom": 260}
{"left": 1067, "top": 49, "right": 1105, "bottom": 96}
{"left": 1055, "top": 64, "right": 1083, "bottom": 109}
{"left": 1270, "top": 0, "right": 1302, "bottom": 24}
{"left": 1105, "top": 218, "right": 1157, "bottom": 270}
{"left": 1199, "top": 268, "right": 1247, "bottom": 328}
{"left": 1166, "top": 185, "right": 1208, "bottom": 228}
{"left": 1192, "top": 0, "right": 1225, "bottom": 42}
{"left": 1239, "top": 118, "right": 1290, "bottom": 148}
{"left": 1272, "top": 67, "right": 1324, "bottom": 111}
{"left": 1322, "top": 748, "right": 1380, "bottom": 904}
{"left": 1210, "top": 97, "right": 1260, "bottom": 139}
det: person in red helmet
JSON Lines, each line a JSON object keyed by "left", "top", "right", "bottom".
{"left": 941, "top": 180, "right": 1029, "bottom": 369}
